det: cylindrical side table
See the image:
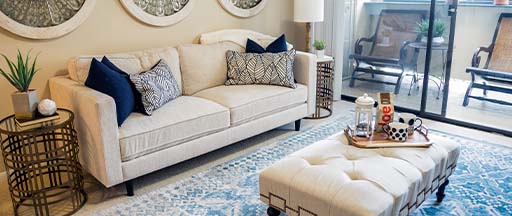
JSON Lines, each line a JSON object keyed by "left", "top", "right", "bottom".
{"left": 0, "top": 109, "right": 86, "bottom": 216}
{"left": 307, "top": 56, "right": 335, "bottom": 119}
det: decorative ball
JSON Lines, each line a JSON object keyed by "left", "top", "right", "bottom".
{"left": 38, "top": 99, "right": 57, "bottom": 116}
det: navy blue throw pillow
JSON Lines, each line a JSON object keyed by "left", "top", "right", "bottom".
{"left": 101, "top": 57, "right": 147, "bottom": 115}
{"left": 246, "top": 39, "right": 266, "bottom": 54}
{"left": 246, "top": 34, "right": 288, "bottom": 54}
{"left": 101, "top": 56, "right": 125, "bottom": 74}
{"left": 85, "top": 58, "right": 135, "bottom": 126}
{"left": 266, "top": 34, "right": 288, "bottom": 53}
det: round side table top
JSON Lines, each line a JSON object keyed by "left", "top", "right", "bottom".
{"left": 0, "top": 108, "right": 73, "bottom": 135}
{"left": 317, "top": 55, "right": 334, "bottom": 63}
{"left": 407, "top": 42, "right": 449, "bottom": 50}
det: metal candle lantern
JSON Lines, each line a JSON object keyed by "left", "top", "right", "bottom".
{"left": 355, "top": 93, "right": 375, "bottom": 137}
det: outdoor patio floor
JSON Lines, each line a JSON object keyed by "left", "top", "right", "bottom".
{"left": 342, "top": 73, "right": 512, "bottom": 132}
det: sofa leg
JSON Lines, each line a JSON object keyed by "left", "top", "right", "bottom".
{"left": 267, "top": 206, "right": 281, "bottom": 216}
{"left": 436, "top": 179, "right": 449, "bottom": 202}
{"left": 126, "top": 180, "right": 134, "bottom": 196}
{"left": 295, "top": 119, "right": 302, "bottom": 131}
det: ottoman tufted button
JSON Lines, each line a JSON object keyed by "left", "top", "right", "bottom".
{"left": 300, "top": 157, "right": 325, "bottom": 166}
{"left": 344, "top": 155, "right": 358, "bottom": 161}
{"left": 300, "top": 154, "right": 352, "bottom": 166}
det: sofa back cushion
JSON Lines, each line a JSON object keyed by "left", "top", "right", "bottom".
{"left": 177, "top": 41, "right": 243, "bottom": 95}
{"left": 199, "top": 29, "right": 293, "bottom": 50}
{"left": 68, "top": 47, "right": 182, "bottom": 92}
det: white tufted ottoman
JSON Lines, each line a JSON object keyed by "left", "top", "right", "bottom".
{"left": 259, "top": 132, "right": 460, "bottom": 216}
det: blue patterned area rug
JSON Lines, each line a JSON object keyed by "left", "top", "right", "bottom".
{"left": 97, "top": 116, "right": 512, "bottom": 216}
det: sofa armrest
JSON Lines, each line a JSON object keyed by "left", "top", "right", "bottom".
{"left": 49, "top": 76, "right": 123, "bottom": 187}
{"left": 294, "top": 51, "right": 317, "bottom": 115}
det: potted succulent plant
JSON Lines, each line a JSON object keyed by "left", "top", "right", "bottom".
{"left": 416, "top": 19, "right": 447, "bottom": 45}
{"left": 313, "top": 40, "right": 326, "bottom": 58}
{"left": 0, "top": 50, "right": 40, "bottom": 120}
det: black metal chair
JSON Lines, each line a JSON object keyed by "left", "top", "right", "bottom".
{"left": 463, "top": 13, "right": 512, "bottom": 107}
{"left": 350, "top": 10, "right": 427, "bottom": 94}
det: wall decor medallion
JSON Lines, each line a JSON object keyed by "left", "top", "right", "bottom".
{"left": 120, "top": 0, "right": 195, "bottom": 27}
{"left": 218, "top": 0, "right": 268, "bottom": 18}
{"left": 0, "top": 0, "right": 96, "bottom": 39}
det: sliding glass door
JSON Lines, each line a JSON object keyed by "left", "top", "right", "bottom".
{"left": 444, "top": 6, "right": 512, "bottom": 134}
{"left": 341, "top": 0, "right": 512, "bottom": 136}
{"left": 421, "top": 1, "right": 512, "bottom": 134}
{"left": 341, "top": 0, "right": 453, "bottom": 112}
{"left": 423, "top": 0, "right": 457, "bottom": 116}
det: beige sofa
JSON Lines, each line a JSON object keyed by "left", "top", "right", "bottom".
{"left": 49, "top": 30, "right": 317, "bottom": 195}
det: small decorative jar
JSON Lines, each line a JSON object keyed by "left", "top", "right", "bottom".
{"left": 355, "top": 93, "right": 375, "bottom": 137}
{"left": 495, "top": 0, "right": 509, "bottom": 5}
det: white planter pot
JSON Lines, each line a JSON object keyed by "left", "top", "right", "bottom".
{"left": 433, "top": 37, "right": 445, "bottom": 44}
{"left": 316, "top": 49, "right": 325, "bottom": 58}
{"left": 11, "top": 89, "right": 38, "bottom": 120}
{"left": 421, "top": 37, "right": 445, "bottom": 44}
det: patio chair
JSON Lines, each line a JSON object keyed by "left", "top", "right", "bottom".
{"left": 463, "top": 13, "right": 512, "bottom": 106}
{"left": 349, "top": 9, "right": 427, "bottom": 94}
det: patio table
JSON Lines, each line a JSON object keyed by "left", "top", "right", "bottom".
{"left": 407, "top": 42, "right": 449, "bottom": 99}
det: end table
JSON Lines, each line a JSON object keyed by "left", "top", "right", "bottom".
{"left": 306, "top": 55, "right": 335, "bottom": 119}
{"left": 0, "top": 108, "right": 86, "bottom": 216}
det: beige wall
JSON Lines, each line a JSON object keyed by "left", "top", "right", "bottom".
{"left": 0, "top": 0, "right": 304, "bottom": 173}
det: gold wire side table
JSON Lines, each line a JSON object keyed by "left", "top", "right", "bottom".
{"left": 0, "top": 108, "right": 86, "bottom": 216}
{"left": 306, "top": 56, "right": 335, "bottom": 119}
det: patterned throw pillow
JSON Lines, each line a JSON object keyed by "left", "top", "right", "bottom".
{"left": 130, "top": 60, "right": 181, "bottom": 115}
{"left": 225, "top": 49, "right": 296, "bottom": 88}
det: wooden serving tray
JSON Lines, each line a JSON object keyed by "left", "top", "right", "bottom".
{"left": 344, "top": 125, "right": 433, "bottom": 148}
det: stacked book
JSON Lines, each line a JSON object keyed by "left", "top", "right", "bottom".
{"left": 15, "top": 112, "right": 60, "bottom": 130}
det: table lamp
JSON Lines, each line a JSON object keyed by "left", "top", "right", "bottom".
{"left": 294, "top": 0, "right": 324, "bottom": 52}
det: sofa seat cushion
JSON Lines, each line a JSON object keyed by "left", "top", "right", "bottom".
{"left": 118, "top": 96, "right": 230, "bottom": 162}
{"left": 194, "top": 84, "right": 307, "bottom": 126}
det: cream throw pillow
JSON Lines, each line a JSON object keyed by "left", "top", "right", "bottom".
{"left": 178, "top": 41, "right": 243, "bottom": 95}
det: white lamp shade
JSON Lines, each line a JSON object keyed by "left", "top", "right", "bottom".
{"left": 294, "top": 0, "right": 324, "bottom": 23}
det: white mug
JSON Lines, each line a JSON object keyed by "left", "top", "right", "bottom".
{"left": 398, "top": 113, "right": 423, "bottom": 136}
{"left": 382, "top": 122, "right": 409, "bottom": 142}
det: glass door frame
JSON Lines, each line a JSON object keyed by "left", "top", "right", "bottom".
{"left": 421, "top": 0, "right": 457, "bottom": 116}
{"left": 341, "top": 0, "right": 512, "bottom": 137}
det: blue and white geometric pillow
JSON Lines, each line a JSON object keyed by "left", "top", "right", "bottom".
{"left": 225, "top": 49, "right": 297, "bottom": 89}
{"left": 129, "top": 60, "right": 181, "bottom": 115}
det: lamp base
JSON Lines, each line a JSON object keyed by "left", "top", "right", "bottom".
{"left": 305, "top": 22, "right": 311, "bottom": 53}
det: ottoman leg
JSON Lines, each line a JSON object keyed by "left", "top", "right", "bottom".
{"left": 267, "top": 206, "right": 281, "bottom": 216}
{"left": 436, "top": 179, "right": 449, "bottom": 202}
{"left": 295, "top": 119, "right": 302, "bottom": 131}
